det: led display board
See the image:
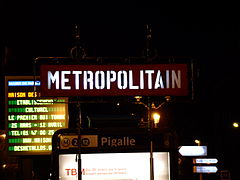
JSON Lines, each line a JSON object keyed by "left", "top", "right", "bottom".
{"left": 5, "top": 76, "right": 68, "bottom": 155}
{"left": 40, "top": 64, "right": 189, "bottom": 97}
{"left": 59, "top": 152, "right": 170, "bottom": 180}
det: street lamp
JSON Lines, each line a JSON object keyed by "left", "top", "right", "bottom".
{"left": 194, "top": 139, "right": 203, "bottom": 180}
{"left": 233, "top": 122, "right": 239, "bottom": 128}
{"left": 194, "top": 139, "right": 201, "bottom": 146}
{"left": 152, "top": 112, "right": 161, "bottom": 128}
{"left": 134, "top": 96, "right": 167, "bottom": 180}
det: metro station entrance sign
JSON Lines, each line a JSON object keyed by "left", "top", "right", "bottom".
{"left": 40, "top": 64, "right": 189, "bottom": 97}
{"left": 51, "top": 128, "right": 176, "bottom": 180}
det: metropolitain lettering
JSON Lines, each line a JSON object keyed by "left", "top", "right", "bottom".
{"left": 47, "top": 70, "right": 181, "bottom": 90}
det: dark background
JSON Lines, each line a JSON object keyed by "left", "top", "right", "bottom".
{"left": 1, "top": 2, "right": 240, "bottom": 180}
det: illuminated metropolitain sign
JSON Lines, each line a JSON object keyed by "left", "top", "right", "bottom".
{"left": 40, "top": 64, "right": 189, "bottom": 96}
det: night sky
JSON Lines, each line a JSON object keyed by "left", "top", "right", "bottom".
{"left": 2, "top": 2, "right": 240, "bottom": 179}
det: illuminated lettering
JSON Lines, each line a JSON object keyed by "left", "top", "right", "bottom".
{"left": 95, "top": 71, "right": 105, "bottom": 89}
{"left": 106, "top": 70, "right": 116, "bottom": 89}
{"left": 25, "top": 107, "right": 48, "bottom": 113}
{"left": 50, "top": 115, "right": 65, "bottom": 120}
{"left": 73, "top": 71, "right": 82, "bottom": 89}
{"left": 48, "top": 71, "right": 59, "bottom": 89}
{"left": 37, "top": 99, "right": 54, "bottom": 103}
{"left": 101, "top": 137, "right": 136, "bottom": 147}
{"left": 117, "top": 71, "right": 128, "bottom": 89}
{"left": 22, "top": 130, "right": 29, "bottom": 135}
{"left": 8, "top": 92, "right": 27, "bottom": 98}
{"left": 48, "top": 130, "right": 55, "bottom": 135}
{"left": 7, "top": 78, "right": 68, "bottom": 155}
{"left": 40, "top": 130, "right": 46, "bottom": 135}
{"left": 46, "top": 69, "right": 184, "bottom": 91}
{"left": 30, "top": 130, "right": 37, "bottom": 135}
{"left": 140, "top": 70, "right": 144, "bottom": 89}
{"left": 42, "top": 138, "right": 51, "bottom": 143}
{"left": 17, "top": 92, "right": 26, "bottom": 97}
{"left": 61, "top": 71, "right": 71, "bottom": 90}
{"left": 166, "top": 70, "right": 170, "bottom": 88}
{"left": 39, "top": 115, "right": 47, "bottom": 120}
{"left": 23, "top": 138, "right": 32, "bottom": 143}
{"left": 84, "top": 71, "right": 93, "bottom": 89}
{"left": 34, "top": 138, "right": 41, "bottom": 143}
{"left": 8, "top": 92, "right": 15, "bottom": 97}
{"left": 10, "top": 98, "right": 55, "bottom": 106}
{"left": 65, "top": 169, "right": 78, "bottom": 176}
{"left": 8, "top": 115, "right": 15, "bottom": 120}
{"left": 14, "top": 115, "right": 37, "bottom": 120}
{"left": 28, "top": 92, "right": 38, "bottom": 97}
{"left": 40, "top": 122, "right": 46, "bottom": 127}
{"left": 145, "top": 70, "right": 154, "bottom": 89}
{"left": 17, "top": 100, "right": 31, "bottom": 105}
{"left": 20, "top": 123, "right": 31, "bottom": 128}
{"left": 65, "top": 169, "right": 71, "bottom": 176}
{"left": 48, "top": 122, "right": 63, "bottom": 127}
{"left": 10, "top": 131, "right": 20, "bottom": 136}
{"left": 12, "top": 145, "right": 48, "bottom": 151}
{"left": 172, "top": 70, "right": 181, "bottom": 88}
{"left": 9, "top": 123, "right": 17, "bottom": 128}
{"left": 129, "top": 70, "right": 139, "bottom": 89}
{"left": 154, "top": 70, "right": 164, "bottom": 89}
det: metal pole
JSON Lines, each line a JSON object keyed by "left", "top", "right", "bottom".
{"left": 147, "top": 97, "right": 154, "bottom": 180}
{"left": 199, "top": 171, "right": 203, "bottom": 180}
{"left": 146, "top": 24, "right": 154, "bottom": 179}
{"left": 150, "top": 139, "right": 154, "bottom": 180}
{"left": 77, "top": 102, "right": 82, "bottom": 180}
{"left": 197, "top": 141, "right": 203, "bottom": 180}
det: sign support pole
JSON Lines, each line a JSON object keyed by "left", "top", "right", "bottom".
{"left": 197, "top": 141, "right": 203, "bottom": 180}
{"left": 145, "top": 24, "right": 154, "bottom": 180}
{"left": 77, "top": 101, "right": 82, "bottom": 180}
{"left": 147, "top": 97, "right": 154, "bottom": 180}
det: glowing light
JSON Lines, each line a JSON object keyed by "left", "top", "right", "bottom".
{"left": 233, "top": 122, "right": 239, "bottom": 128}
{"left": 152, "top": 112, "right": 161, "bottom": 127}
{"left": 0, "top": 133, "right": 6, "bottom": 139}
{"left": 195, "top": 139, "right": 201, "bottom": 145}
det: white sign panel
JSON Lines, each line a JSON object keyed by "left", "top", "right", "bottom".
{"left": 178, "top": 146, "right": 207, "bottom": 156}
{"left": 193, "top": 158, "right": 218, "bottom": 164}
{"left": 193, "top": 166, "right": 218, "bottom": 173}
{"left": 59, "top": 152, "right": 170, "bottom": 180}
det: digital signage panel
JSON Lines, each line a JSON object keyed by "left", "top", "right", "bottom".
{"left": 40, "top": 64, "right": 189, "bottom": 97}
{"left": 59, "top": 152, "right": 170, "bottom": 180}
{"left": 5, "top": 76, "right": 68, "bottom": 155}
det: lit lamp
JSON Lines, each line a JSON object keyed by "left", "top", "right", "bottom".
{"left": 233, "top": 122, "right": 239, "bottom": 128}
{"left": 194, "top": 139, "right": 202, "bottom": 180}
{"left": 152, "top": 112, "right": 160, "bottom": 128}
{"left": 194, "top": 139, "right": 201, "bottom": 146}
